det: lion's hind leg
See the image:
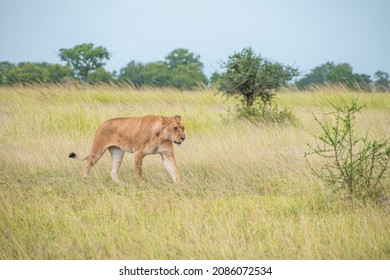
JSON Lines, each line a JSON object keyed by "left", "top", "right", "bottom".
{"left": 83, "top": 148, "right": 107, "bottom": 178}
{"left": 108, "top": 146, "right": 125, "bottom": 183}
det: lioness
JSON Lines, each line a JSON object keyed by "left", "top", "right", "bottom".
{"left": 69, "top": 115, "right": 186, "bottom": 183}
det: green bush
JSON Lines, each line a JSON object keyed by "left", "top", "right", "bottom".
{"left": 305, "top": 98, "right": 390, "bottom": 203}
{"left": 217, "top": 47, "right": 298, "bottom": 107}
{"left": 227, "top": 101, "right": 297, "bottom": 125}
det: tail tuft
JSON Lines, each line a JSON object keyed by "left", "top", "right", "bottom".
{"left": 69, "top": 152, "right": 77, "bottom": 158}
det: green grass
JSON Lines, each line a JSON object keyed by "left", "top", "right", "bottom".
{"left": 1, "top": 84, "right": 389, "bottom": 259}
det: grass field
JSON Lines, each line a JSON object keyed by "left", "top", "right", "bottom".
{"left": 0, "top": 84, "right": 389, "bottom": 259}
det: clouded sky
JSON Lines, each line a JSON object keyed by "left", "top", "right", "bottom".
{"left": 1, "top": 0, "right": 389, "bottom": 78}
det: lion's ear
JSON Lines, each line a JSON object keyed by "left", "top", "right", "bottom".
{"left": 161, "top": 117, "right": 168, "bottom": 126}
{"left": 174, "top": 115, "right": 182, "bottom": 121}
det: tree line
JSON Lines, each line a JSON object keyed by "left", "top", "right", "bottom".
{"left": 0, "top": 43, "right": 389, "bottom": 92}
{"left": 295, "top": 62, "right": 390, "bottom": 92}
{"left": 0, "top": 43, "right": 207, "bottom": 90}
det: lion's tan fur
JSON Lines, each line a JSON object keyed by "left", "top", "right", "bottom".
{"left": 69, "top": 115, "right": 186, "bottom": 183}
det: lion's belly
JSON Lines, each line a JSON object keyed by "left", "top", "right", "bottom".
{"left": 106, "top": 137, "right": 135, "bottom": 153}
{"left": 110, "top": 140, "right": 159, "bottom": 155}
{"left": 113, "top": 139, "right": 136, "bottom": 153}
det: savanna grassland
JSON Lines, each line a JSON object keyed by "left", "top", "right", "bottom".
{"left": 0, "top": 84, "right": 389, "bottom": 259}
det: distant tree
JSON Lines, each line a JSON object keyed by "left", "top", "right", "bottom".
{"left": 327, "top": 64, "right": 374, "bottom": 91}
{"left": 117, "top": 61, "right": 145, "bottom": 87}
{"left": 165, "top": 48, "right": 202, "bottom": 70}
{"left": 170, "top": 64, "right": 208, "bottom": 89}
{"left": 0, "top": 61, "right": 15, "bottom": 84}
{"left": 217, "top": 47, "right": 298, "bottom": 107}
{"left": 88, "top": 67, "right": 116, "bottom": 84}
{"left": 165, "top": 48, "right": 208, "bottom": 89}
{"left": 6, "top": 62, "right": 47, "bottom": 84}
{"left": 297, "top": 62, "right": 374, "bottom": 91}
{"left": 352, "top": 73, "right": 372, "bottom": 91}
{"left": 327, "top": 63, "right": 355, "bottom": 88}
{"left": 209, "top": 71, "right": 222, "bottom": 87}
{"left": 41, "top": 63, "right": 73, "bottom": 83}
{"left": 169, "top": 64, "right": 207, "bottom": 89}
{"left": 141, "top": 62, "right": 171, "bottom": 87}
{"left": 118, "top": 61, "right": 171, "bottom": 88}
{"left": 118, "top": 48, "right": 208, "bottom": 89}
{"left": 0, "top": 61, "right": 73, "bottom": 85}
{"left": 58, "top": 43, "right": 111, "bottom": 83}
{"left": 373, "top": 71, "right": 390, "bottom": 92}
{"left": 295, "top": 62, "right": 335, "bottom": 89}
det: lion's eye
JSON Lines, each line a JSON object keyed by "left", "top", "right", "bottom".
{"left": 182, "top": 127, "right": 185, "bottom": 131}
{"left": 174, "top": 127, "right": 178, "bottom": 130}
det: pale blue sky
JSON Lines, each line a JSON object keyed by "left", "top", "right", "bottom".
{"left": 1, "top": 0, "right": 389, "bottom": 78}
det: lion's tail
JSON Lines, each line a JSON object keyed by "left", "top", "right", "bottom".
{"left": 68, "top": 152, "right": 89, "bottom": 161}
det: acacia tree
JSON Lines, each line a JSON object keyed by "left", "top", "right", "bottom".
{"left": 374, "top": 71, "right": 390, "bottom": 91}
{"left": 217, "top": 48, "right": 298, "bottom": 107}
{"left": 58, "top": 43, "right": 111, "bottom": 83}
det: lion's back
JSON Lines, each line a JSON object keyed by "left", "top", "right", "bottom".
{"left": 92, "top": 115, "right": 163, "bottom": 150}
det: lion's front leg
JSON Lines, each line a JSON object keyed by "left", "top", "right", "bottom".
{"left": 134, "top": 152, "right": 145, "bottom": 180}
{"left": 161, "top": 152, "right": 180, "bottom": 183}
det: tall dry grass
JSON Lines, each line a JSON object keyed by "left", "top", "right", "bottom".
{"left": 0, "top": 84, "right": 389, "bottom": 259}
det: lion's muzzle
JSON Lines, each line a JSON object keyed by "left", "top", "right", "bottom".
{"left": 174, "top": 137, "right": 185, "bottom": 145}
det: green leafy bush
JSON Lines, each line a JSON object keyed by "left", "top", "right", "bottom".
{"left": 217, "top": 47, "right": 298, "bottom": 107}
{"left": 305, "top": 98, "right": 390, "bottom": 203}
{"left": 230, "top": 101, "right": 297, "bottom": 125}
{"left": 216, "top": 47, "right": 298, "bottom": 124}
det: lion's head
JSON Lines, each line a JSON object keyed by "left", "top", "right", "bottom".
{"left": 163, "top": 115, "right": 186, "bottom": 145}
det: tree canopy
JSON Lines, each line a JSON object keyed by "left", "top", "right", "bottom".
{"left": 216, "top": 47, "right": 298, "bottom": 106}
{"left": 58, "top": 43, "right": 111, "bottom": 83}
{"left": 295, "top": 62, "right": 376, "bottom": 91}
{"left": 0, "top": 61, "right": 72, "bottom": 84}
{"left": 374, "top": 71, "right": 390, "bottom": 91}
{"left": 1, "top": 43, "right": 389, "bottom": 92}
{"left": 117, "top": 48, "right": 208, "bottom": 89}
